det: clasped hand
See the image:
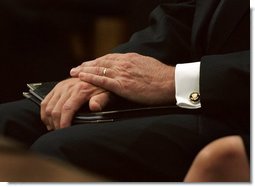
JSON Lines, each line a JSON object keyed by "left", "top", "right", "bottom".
{"left": 71, "top": 53, "right": 176, "bottom": 105}
{"left": 41, "top": 53, "right": 175, "bottom": 130}
{"left": 40, "top": 78, "right": 111, "bottom": 130}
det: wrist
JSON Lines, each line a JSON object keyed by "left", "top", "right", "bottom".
{"left": 163, "top": 65, "right": 176, "bottom": 105}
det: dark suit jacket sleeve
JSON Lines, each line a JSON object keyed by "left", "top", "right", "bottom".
{"left": 113, "top": 0, "right": 250, "bottom": 126}
{"left": 200, "top": 50, "right": 250, "bottom": 118}
{"left": 112, "top": 0, "right": 196, "bottom": 65}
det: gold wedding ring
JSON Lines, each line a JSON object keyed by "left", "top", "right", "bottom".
{"left": 103, "top": 68, "right": 107, "bottom": 76}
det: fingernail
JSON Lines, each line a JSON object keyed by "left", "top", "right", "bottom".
{"left": 90, "top": 100, "right": 102, "bottom": 112}
{"left": 46, "top": 125, "right": 53, "bottom": 131}
{"left": 70, "top": 68, "right": 77, "bottom": 75}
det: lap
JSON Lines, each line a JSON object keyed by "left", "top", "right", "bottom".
{"left": 0, "top": 99, "right": 246, "bottom": 181}
{"left": 31, "top": 112, "right": 238, "bottom": 181}
{"left": 0, "top": 99, "right": 47, "bottom": 146}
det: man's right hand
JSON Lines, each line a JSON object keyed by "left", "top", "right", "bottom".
{"left": 40, "top": 78, "right": 111, "bottom": 130}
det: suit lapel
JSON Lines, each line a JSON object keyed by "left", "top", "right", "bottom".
{"left": 206, "top": 0, "right": 249, "bottom": 52}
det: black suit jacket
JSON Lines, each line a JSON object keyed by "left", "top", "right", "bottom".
{"left": 113, "top": 0, "right": 250, "bottom": 132}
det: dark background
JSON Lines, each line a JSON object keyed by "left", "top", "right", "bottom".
{"left": 0, "top": 0, "right": 162, "bottom": 103}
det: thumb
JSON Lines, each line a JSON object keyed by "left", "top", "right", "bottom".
{"left": 89, "top": 92, "right": 111, "bottom": 112}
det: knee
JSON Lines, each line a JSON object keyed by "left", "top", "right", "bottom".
{"left": 0, "top": 102, "right": 16, "bottom": 123}
{"left": 193, "top": 136, "right": 246, "bottom": 172}
{"left": 30, "top": 131, "right": 67, "bottom": 160}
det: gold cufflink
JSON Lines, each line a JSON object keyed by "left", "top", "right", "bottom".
{"left": 189, "top": 92, "right": 200, "bottom": 103}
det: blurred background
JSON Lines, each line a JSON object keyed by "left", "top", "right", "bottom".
{"left": 0, "top": 0, "right": 162, "bottom": 103}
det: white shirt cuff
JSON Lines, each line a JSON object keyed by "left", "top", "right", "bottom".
{"left": 175, "top": 62, "right": 201, "bottom": 109}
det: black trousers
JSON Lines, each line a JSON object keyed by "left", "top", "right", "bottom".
{"left": 0, "top": 99, "right": 244, "bottom": 181}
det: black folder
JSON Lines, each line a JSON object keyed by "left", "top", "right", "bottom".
{"left": 23, "top": 82, "right": 197, "bottom": 124}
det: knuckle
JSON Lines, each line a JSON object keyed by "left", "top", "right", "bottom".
{"left": 100, "top": 77, "right": 107, "bottom": 85}
{"left": 75, "top": 81, "right": 89, "bottom": 90}
{"left": 62, "top": 102, "right": 73, "bottom": 112}
{"left": 51, "top": 110, "right": 61, "bottom": 119}
{"left": 93, "top": 58, "right": 101, "bottom": 65}
{"left": 96, "top": 67, "right": 101, "bottom": 76}
{"left": 62, "top": 103, "right": 72, "bottom": 112}
{"left": 57, "top": 81, "right": 65, "bottom": 87}
{"left": 120, "top": 61, "right": 132, "bottom": 69}
{"left": 104, "top": 54, "right": 113, "bottom": 59}
{"left": 45, "top": 106, "right": 53, "bottom": 116}
{"left": 126, "top": 52, "right": 138, "bottom": 58}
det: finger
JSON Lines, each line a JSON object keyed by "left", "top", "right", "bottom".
{"left": 89, "top": 92, "right": 111, "bottom": 112}
{"left": 40, "top": 90, "right": 55, "bottom": 131}
{"left": 72, "top": 66, "right": 114, "bottom": 78}
{"left": 59, "top": 94, "right": 85, "bottom": 129}
{"left": 71, "top": 66, "right": 97, "bottom": 77}
{"left": 41, "top": 91, "right": 61, "bottom": 130}
{"left": 73, "top": 56, "right": 118, "bottom": 77}
{"left": 50, "top": 92, "right": 71, "bottom": 130}
{"left": 80, "top": 59, "right": 99, "bottom": 67}
{"left": 79, "top": 72, "right": 120, "bottom": 94}
{"left": 80, "top": 59, "right": 97, "bottom": 66}
{"left": 70, "top": 60, "right": 95, "bottom": 77}
{"left": 70, "top": 66, "right": 81, "bottom": 77}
